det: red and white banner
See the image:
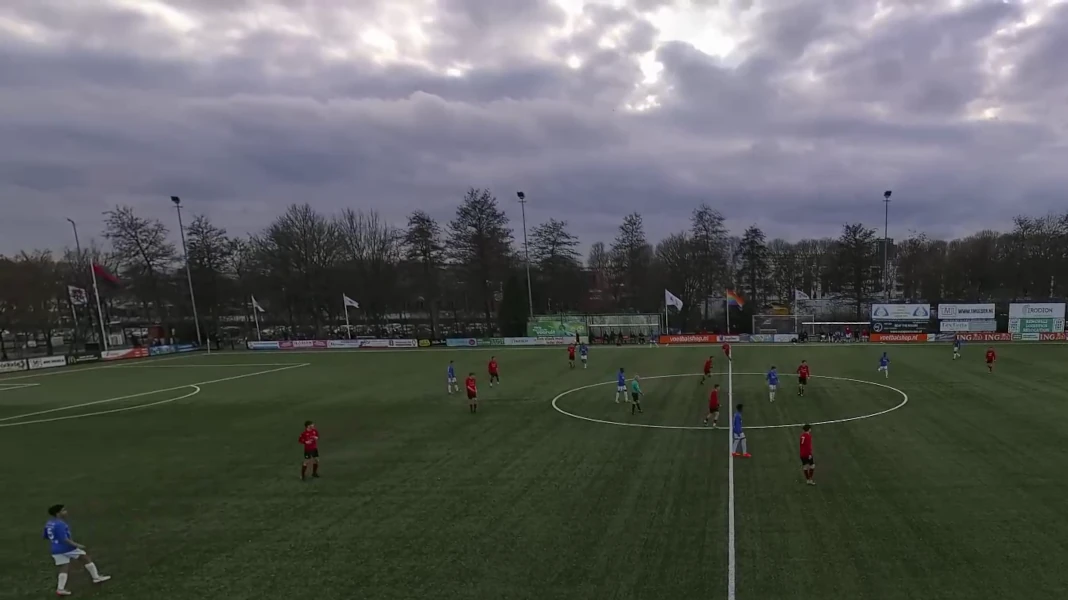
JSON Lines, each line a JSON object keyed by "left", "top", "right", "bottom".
{"left": 28, "top": 356, "right": 67, "bottom": 370}
{"left": 869, "top": 333, "right": 928, "bottom": 343}
{"left": 1039, "top": 332, "right": 1067, "bottom": 341}
{"left": 659, "top": 334, "right": 716, "bottom": 344}
{"left": 954, "top": 332, "right": 1012, "bottom": 342}
{"left": 101, "top": 347, "right": 150, "bottom": 361}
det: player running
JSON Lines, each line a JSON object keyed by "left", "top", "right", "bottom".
{"left": 568, "top": 344, "right": 576, "bottom": 369}
{"left": 953, "top": 338, "right": 962, "bottom": 360}
{"left": 615, "top": 368, "right": 626, "bottom": 403}
{"left": 700, "top": 355, "right": 714, "bottom": 384}
{"left": 465, "top": 372, "right": 479, "bottom": 413}
{"left": 797, "top": 360, "right": 810, "bottom": 397}
{"left": 43, "top": 504, "right": 111, "bottom": 596}
{"left": 986, "top": 347, "right": 996, "bottom": 373}
{"left": 629, "top": 375, "right": 644, "bottom": 414}
{"left": 731, "top": 404, "right": 750, "bottom": 457}
{"left": 800, "top": 424, "right": 815, "bottom": 485}
{"left": 704, "top": 383, "right": 721, "bottom": 426}
{"left": 722, "top": 342, "right": 732, "bottom": 361}
{"left": 878, "top": 352, "right": 890, "bottom": 378}
{"left": 299, "top": 420, "right": 320, "bottom": 480}
{"left": 579, "top": 343, "right": 589, "bottom": 368}
{"left": 447, "top": 360, "right": 458, "bottom": 394}
{"left": 488, "top": 356, "right": 500, "bottom": 387}
{"left": 766, "top": 366, "right": 779, "bottom": 402}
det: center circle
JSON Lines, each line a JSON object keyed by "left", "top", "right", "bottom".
{"left": 551, "top": 372, "right": 908, "bottom": 431}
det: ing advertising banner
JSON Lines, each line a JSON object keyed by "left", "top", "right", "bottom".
{"left": 871, "top": 304, "right": 931, "bottom": 321}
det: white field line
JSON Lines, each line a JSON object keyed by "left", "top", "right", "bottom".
{"left": 0, "top": 352, "right": 197, "bottom": 382}
{"left": 0, "top": 363, "right": 309, "bottom": 424}
{"left": 549, "top": 373, "right": 909, "bottom": 431}
{"left": 113, "top": 363, "right": 305, "bottom": 368}
{"left": 0, "top": 383, "right": 40, "bottom": 392}
{"left": 0, "top": 386, "right": 202, "bottom": 428}
{"left": 727, "top": 358, "right": 737, "bottom": 600}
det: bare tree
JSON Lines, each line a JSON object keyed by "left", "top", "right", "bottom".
{"left": 338, "top": 208, "right": 401, "bottom": 329}
{"left": 103, "top": 205, "right": 177, "bottom": 322}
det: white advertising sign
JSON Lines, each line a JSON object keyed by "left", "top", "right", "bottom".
{"left": 939, "top": 320, "right": 998, "bottom": 333}
{"left": 1008, "top": 303, "right": 1065, "bottom": 319}
{"left": 937, "top": 304, "right": 995, "bottom": 320}
{"left": 871, "top": 304, "right": 931, "bottom": 320}
{"left": 28, "top": 356, "right": 67, "bottom": 370}
{"left": 0, "top": 359, "right": 27, "bottom": 373}
{"left": 389, "top": 339, "right": 418, "bottom": 348}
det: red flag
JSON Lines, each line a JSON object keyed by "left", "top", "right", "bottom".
{"left": 92, "top": 264, "right": 120, "bottom": 286}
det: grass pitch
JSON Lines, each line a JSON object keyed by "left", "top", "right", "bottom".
{"left": 2, "top": 343, "right": 1068, "bottom": 600}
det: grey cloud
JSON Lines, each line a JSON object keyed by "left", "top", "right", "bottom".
{"left": 1, "top": 0, "right": 1066, "bottom": 257}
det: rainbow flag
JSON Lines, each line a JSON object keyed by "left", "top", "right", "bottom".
{"left": 726, "top": 290, "right": 745, "bottom": 308}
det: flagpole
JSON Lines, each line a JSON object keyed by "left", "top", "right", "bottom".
{"left": 725, "top": 297, "right": 731, "bottom": 334}
{"left": 251, "top": 296, "right": 262, "bottom": 341}
{"left": 90, "top": 266, "right": 109, "bottom": 352}
{"left": 343, "top": 296, "right": 352, "bottom": 339}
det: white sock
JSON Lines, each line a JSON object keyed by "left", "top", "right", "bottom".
{"left": 58, "top": 573, "right": 68, "bottom": 590}
{"left": 85, "top": 562, "right": 101, "bottom": 579}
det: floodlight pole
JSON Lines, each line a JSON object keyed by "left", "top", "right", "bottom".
{"left": 517, "top": 191, "right": 534, "bottom": 319}
{"left": 882, "top": 190, "right": 892, "bottom": 300}
{"left": 171, "top": 196, "right": 207, "bottom": 353}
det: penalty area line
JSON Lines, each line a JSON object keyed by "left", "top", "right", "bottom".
{"left": 0, "top": 363, "right": 309, "bottom": 426}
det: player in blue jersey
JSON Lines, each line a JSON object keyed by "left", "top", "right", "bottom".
{"left": 579, "top": 343, "right": 589, "bottom": 369}
{"left": 878, "top": 352, "right": 890, "bottom": 378}
{"left": 447, "top": 360, "right": 459, "bottom": 394}
{"left": 731, "top": 404, "right": 750, "bottom": 457}
{"left": 43, "top": 504, "right": 110, "bottom": 596}
{"left": 953, "top": 338, "right": 962, "bottom": 360}
{"left": 766, "top": 366, "right": 779, "bottom": 402}
{"left": 615, "top": 367, "right": 626, "bottom": 403}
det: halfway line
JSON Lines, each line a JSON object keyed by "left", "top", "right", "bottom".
{"left": 727, "top": 357, "right": 737, "bottom": 600}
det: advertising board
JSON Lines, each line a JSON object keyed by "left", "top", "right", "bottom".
{"left": 871, "top": 304, "right": 931, "bottom": 321}
{"left": 954, "top": 332, "right": 1012, "bottom": 342}
{"left": 278, "top": 340, "right": 328, "bottom": 350}
{"left": 176, "top": 344, "right": 198, "bottom": 353}
{"left": 749, "top": 334, "right": 773, "bottom": 343}
{"left": 446, "top": 338, "right": 478, "bottom": 347}
{"left": 328, "top": 339, "right": 387, "bottom": 349}
{"left": 247, "top": 341, "right": 280, "bottom": 350}
{"left": 149, "top": 345, "right": 176, "bottom": 356}
{"left": 1008, "top": 303, "right": 1065, "bottom": 318}
{"left": 869, "top": 333, "right": 928, "bottom": 342}
{"left": 939, "top": 320, "right": 997, "bottom": 333}
{"left": 28, "top": 356, "right": 67, "bottom": 370}
{"left": 1008, "top": 317, "right": 1066, "bottom": 334}
{"left": 66, "top": 355, "right": 100, "bottom": 365}
{"left": 0, "top": 359, "right": 27, "bottom": 373}
{"left": 773, "top": 334, "right": 798, "bottom": 343}
{"left": 870, "top": 321, "right": 927, "bottom": 334}
{"left": 937, "top": 304, "right": 996, "bottom": 320}
{"left": 719, "top": 335, "right": 742, "bottom": 343}
{"left": 418, "top": 339, "right": 431, "bottom": 347}
{"left": 390, "top": 339, "right": 418, "bottom": 348}
{"left": 101, "top": 347, "right": 149, "bottom": 361}
{"left": 536, "top": 336, "right": 575, "bottom": 346}
{"left": 1040, "top": 332, "right": 1067, "bottom": 341}
{"left": 1017, "top": 333, "right": 1041, "bottom": 341}
{"left": 527, "top": 315, "right": 587, "bottom": 337}
{"left": 659, "top": 334, "right": 716, "bottom": 344}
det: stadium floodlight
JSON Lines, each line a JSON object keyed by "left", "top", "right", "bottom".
{"left": 516, "top": 191, "right": 534, "bottom": 319}
{"left": 171, "top": 196, "right": 206, "bottom": 353}
{"left": 882, "top": 190, "right": 892, "bottom": 300}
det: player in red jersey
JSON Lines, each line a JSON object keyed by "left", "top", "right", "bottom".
{"left": 800, "top": 424, "right": 815, "bottom": 485}
{"left": 700, "top": 356, "right": 713, "bottom": 384}
{"left": 465, "top": 372, "right": 478, "bottom": 413}
{"left": 985, "top": 347, "right": 996, "bottom": 373}
{"left": 704, "top": 383, "right": 721, "bottom": 426}
{"left": 796, "top": 360, "right": 811, "bottom": 397}
{"left": 568, "top": 344, "right": 576, "bottom": 369}
{"left": 298, "top": 420, "right": 320, "bottom": 481}
{"left": 488, "top": 356, "right": 500, "bottom": 386}
{"left": 722, "top": 343, "right": 732, "bottom": 361}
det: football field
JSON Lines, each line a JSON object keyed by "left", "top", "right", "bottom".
{"left": 2, "top": 343, "right": 1068, "bottom": 599}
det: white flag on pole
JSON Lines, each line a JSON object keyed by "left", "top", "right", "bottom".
{"left": 343, "top": 294, "right": 360, "bottom": 309}
{"left": 251, "top": 296, "right": 266, "bottom": 313}
{"left": 664, "top": 289, "right": 684, "bottom": 311}
{"left": 795, "top": 290, "right": 811, "bottom": 301}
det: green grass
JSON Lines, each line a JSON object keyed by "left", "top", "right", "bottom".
{"left": 3, "top": 344, "right": 1068, "bottom": 599}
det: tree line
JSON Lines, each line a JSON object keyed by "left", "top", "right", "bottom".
{"left": 2, "top": 188, "right": 1067, "bottom": 351}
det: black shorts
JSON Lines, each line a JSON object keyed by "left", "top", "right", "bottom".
{"left": 800, "top": 455, "right": 814, "bottom": 466}
{"left": 799, "top": 376, "right": 808, "bottom": 386}
{"left": 304, "top": 449, "right": 319, "bottom": 460}
{"left": 631, "top": 392, "right": 640, "bottom": 402}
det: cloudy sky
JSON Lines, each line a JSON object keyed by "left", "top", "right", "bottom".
{"left": 1, "top": 0, "right": 1066, "bottom": 257}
